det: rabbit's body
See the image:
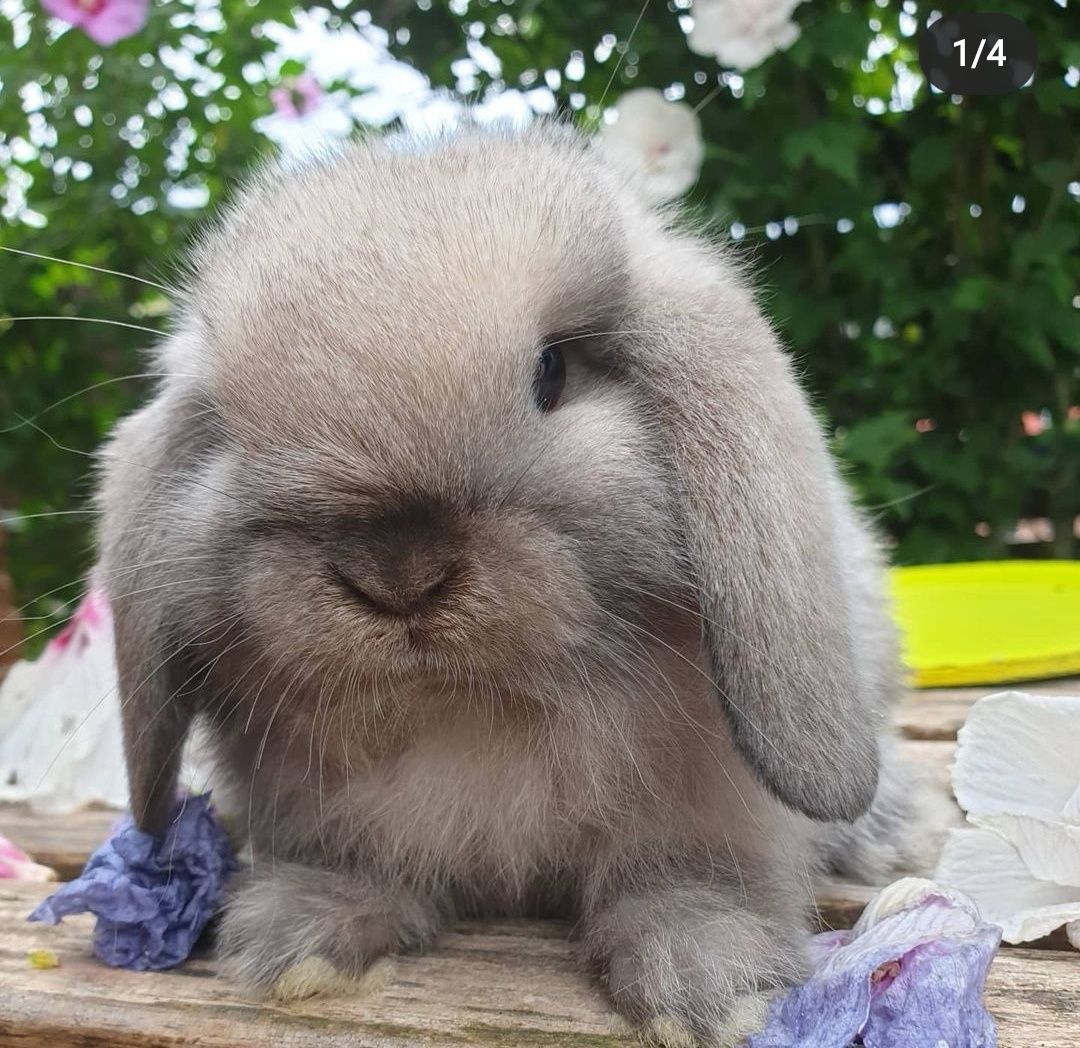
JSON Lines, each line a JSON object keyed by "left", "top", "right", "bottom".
{"left": 98, "top": 126, "right": 927, "bottom": 1040}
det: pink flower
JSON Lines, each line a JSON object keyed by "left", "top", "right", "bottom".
{"left": 41, "top": 0, "right": 149, "bottom": 46}
{"left": 270, "top": 73, "right": 324, "bottom": 119}
{"left": 46, "top": 587, "right": 111, "bottom": 657}
{"left": 0, "top": 834, "right": 56, "bottom": 882}
{"left": 1020, "top": 410, "right": 1046, "bottom": 437}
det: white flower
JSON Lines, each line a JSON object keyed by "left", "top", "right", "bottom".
{"left": 687, "top": 0, "right": 805, "bottom": 71}
{"left": 598, "top": 89, "right": 704, "bottom": 203}
{"left": 934, "top": 690, "right": 1080, "bottom": 948}
{"left": 255, "top": 73, "right": 353, "bottom": 161}
{"left": 0, "top": 590, "right": 219, "bottom": 814}
{"left": 0, "top": 591, "right": 127, "bottom": 811}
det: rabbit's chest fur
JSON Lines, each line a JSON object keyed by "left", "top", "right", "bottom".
{"left": 206, "top": 654, "right": 794, "bottom": 903}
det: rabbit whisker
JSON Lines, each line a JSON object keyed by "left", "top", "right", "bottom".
{"left": 0, "top": 245, "right": 173, "bottom": 291}
{"left": 1, "top": 315, "right": 164, "bottom": 336}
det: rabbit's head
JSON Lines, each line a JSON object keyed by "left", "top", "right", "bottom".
{"left": 102, "top": 127, "right": 879, "bottom": 833}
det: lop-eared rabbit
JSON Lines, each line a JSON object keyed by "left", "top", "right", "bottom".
{"left": 98, "top": 125, "right": 928, "bottom": 1043}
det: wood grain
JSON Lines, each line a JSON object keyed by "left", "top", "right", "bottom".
{"left": 1, "top": 740, "right": 957, "bottom": 914}
{"left": 1, "top": 804, "right": 118, "bottom": 881}
{"left": 0, "top": 741, "right": 967, "bottom": 885}
{"left": 895, "top": 677, "right": 1080, "bottom": 741}
{"left": 2, "top": 882, "right": 1077, "bottom": 1048}
{"left": 6, "top": 683, "right": 1078, "bottom": 939}
{"left": 1, "top": 882, "right": 629, "bottom": 1048}
{"left": 3, "top": 680, "right": 1078, "bottom": 1045}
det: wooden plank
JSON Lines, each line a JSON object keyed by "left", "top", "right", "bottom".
{"left": 5, "top": 739, "right": 1068, "bottom": 948}
{"left": 0, "top": 802, "right": 935, "bottom": 944}
{"left": 900, "top": 737, "right": 957, "bottom": 800}
{"left": 1, "top": 882, "right": 628, "bottom": 1048}
{"left": 984, "top": 949, "right": 1080, "bottom": 1048}
{"left": 1, "top": 883, "right": 1076, "bottom": 1048}
{"left": 895, "top": 677, "right": 1080, "bottom": 742}
{"left": 1, "top": 803, "right": 117, "bottom": 881}
{"left": 11, "top": 679, "right": 1080, "bottom": 877}
{"left": 814, "top": 878, "right": 878, "bottom": 930}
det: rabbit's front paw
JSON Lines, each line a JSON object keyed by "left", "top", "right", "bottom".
{"left": 218, "top": 862, "right": 442, "bottom": 997}
{"left": 586, "top": 882, "right": 803, "bottom": 1045}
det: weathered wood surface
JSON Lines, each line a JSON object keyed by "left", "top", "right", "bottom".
{"left": 1, "top": 803, "right": 117, "bottom": 881}
{"left": 2, "top": 679, "right": 1078, "bottom": 1045}
{"left": 1, "top": 882, "right": 1078, "bottom": 1048}
{"left": 895, "top": 676, "right": 1080, "bottom": 741}
{"left": 1, "top": 880, "right": 629, "bottom": 1047}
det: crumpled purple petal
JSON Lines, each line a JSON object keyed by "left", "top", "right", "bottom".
{"left": 860, "top": 931, "right": 999, "bottom": 1048}
{"left": 28, "top": 793, "right": 237, "bottom": 970}
{"left": 747, "top": 882, "right": 1001, "bottom": 1048}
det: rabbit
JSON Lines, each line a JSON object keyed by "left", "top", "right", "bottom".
{"left": 95, "top": 124, "right": 930, "bottom": 1044}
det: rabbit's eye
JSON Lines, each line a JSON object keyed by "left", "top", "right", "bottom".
{"left": 534, "top": 346, "right": 566, "bottom": 412}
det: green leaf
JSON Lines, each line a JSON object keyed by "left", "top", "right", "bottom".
{"left": 839, "top": 412, "right": 921, "bottom": 474}
{"left": 952, "top": 277, "right": 995, "bottom": 312}
{"left": 781, "top": 120, "right": 867, "bottom": 184}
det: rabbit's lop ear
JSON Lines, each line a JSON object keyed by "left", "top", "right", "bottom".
{"left": 628, "top": 263, "right": 880, "bottom": 823}
{"left": 97, "top": 369, "right": 206, "bottom": 836}
{"left": 114, "top": 614, "right": 195, "bottom": 836}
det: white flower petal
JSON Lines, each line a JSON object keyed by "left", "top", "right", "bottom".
{"left": 0, "top": 597, "right": 127, "bottom": 811}
{"left": 0, "top": 592, "right": 219, "bottom": 814}
{"left": 971, "top": 812, "right": 1080, "bottom": 888}
{"left": 953, "top": 691, "right": 1080, "bottom": 822}
{"left": 712, "top": 35, "right": 779, "bottom": 71}
{"left": 254, "top": 98, "right": 353, "bottom": 161}
{"left": 766, "top": 19, "right": 800, "bottom": 52}
{"left": 851, "top": 876, "right": 979, "bottom": 934}
{"left": 0, "top": 659, "right": 45, "bottom": 739}
{"left": 598, "top": 88, "right": 703, "bottom": 202}
{"left": 1068, "top": 920, "right": 1080, "bottom": 950}
{"left": 935, "top": 827, "right": 1080, "bottom": 943}
{"left": 1064, "top": 781, "right": 1080, "bottom": 823}
{"left": 687, "top": 0, "right": 804, "bottom": 70}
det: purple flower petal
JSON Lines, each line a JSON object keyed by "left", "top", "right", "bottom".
{"left": 28, "top": 793, "right": 237, "bottom": 970}
{"left": 747, "top": 882, "right": 1001, "bottom": 1048}
{"left": 862, "top": 929, "right": 1000, "bottom": 1048}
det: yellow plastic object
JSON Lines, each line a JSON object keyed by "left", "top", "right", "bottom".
{"left": 27, "top": 948, "right": 60, "bottom": 970}
{"left": 890, "top": 561, "right": 1080, "bottom": 688}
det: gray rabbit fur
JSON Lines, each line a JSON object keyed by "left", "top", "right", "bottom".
{"left": 96, "top": 125, "right": 934, "bottom": 1043}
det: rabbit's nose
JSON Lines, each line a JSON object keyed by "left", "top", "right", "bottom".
{"left": 332, "top": 500, "right": 463, "bottom": 617}
{"left": 337, "top": 557, "right": 458, "bottom": 617}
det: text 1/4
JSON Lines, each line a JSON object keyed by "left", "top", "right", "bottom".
{"left": 952, "top": 37, "right": 1007, "bottom": 69}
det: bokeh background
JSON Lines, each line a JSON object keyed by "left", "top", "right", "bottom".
{"left": 1, "top": 0, "right": 1077, "bottom": 652}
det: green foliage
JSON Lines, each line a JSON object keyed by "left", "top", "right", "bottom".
{"left": 1, "top": 0, "right": 1077, "bottom": 643}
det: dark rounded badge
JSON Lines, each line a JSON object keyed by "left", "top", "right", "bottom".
{"left": 919, "top": 14, "right": 1037, "bottom": 96}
